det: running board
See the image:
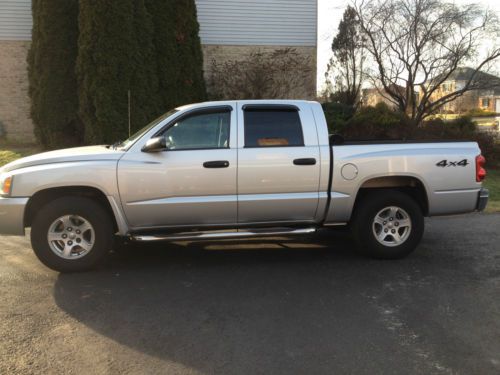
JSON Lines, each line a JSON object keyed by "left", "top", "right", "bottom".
{"left": 131, "top": 227, "right": 316, "bottom": 242}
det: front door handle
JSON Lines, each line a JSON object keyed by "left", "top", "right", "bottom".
{"left": 203, "top": 160, "right": 230, "bottom": 168}
{"left": 293, "top": 158, "right": 317, "bottom": 166}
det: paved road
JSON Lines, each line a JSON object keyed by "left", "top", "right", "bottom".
{"left": 1, "top": 214, "right": 500, "bottom": 375}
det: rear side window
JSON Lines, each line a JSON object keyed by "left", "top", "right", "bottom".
{"left": 244, "top": 109, "right": 304, "bottom": 147}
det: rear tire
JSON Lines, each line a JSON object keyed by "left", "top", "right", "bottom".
{"left": 31, "top": 197, "right": 114, "bottom": 272}
{"left": 351, "top": 190, "right": 424, "bottom": 259}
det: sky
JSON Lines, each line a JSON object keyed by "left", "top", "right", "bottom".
{"left": 317, "top": 0, "right": 500, "bottom": 91}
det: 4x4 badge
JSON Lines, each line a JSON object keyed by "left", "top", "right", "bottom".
{"left": 436, "top": 159, "right": 469, "bottom": 167}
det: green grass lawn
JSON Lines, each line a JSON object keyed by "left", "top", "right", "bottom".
{"left": 0, "top": 150, "right": 23, "bottom": 166}
{"left": 484, "top": 168, "right": 500, "bottom": 213}
{"left": 0, "top": 142, "right": 41, "bottom": 167}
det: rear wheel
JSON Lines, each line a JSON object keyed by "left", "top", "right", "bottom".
{"left": 351, "top": 190, "right": 424, "bottom": 259}
{"left": 31, "top": 197, "right": 114, "bottom": 272}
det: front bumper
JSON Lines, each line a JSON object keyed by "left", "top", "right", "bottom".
{"left": 0, "top": 197, "right": 28, "bottom": 235}
{"left": 476, "top": 188, "right": 489, "bottom": 212}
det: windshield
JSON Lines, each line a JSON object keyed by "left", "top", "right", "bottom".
{"left": 117, "top": 109, "right": 179, "bottom": 150}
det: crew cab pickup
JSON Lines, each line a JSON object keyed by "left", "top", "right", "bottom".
{"left": 0, "top": 100, "right": 489, "bottom": 272}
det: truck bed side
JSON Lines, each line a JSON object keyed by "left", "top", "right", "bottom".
{"left": 325, "top": 142, "right": 482, "bottom": 223}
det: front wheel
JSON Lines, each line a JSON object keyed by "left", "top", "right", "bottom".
{"left": 31, "top": 197, "right": 114, "bottom": 272}
{"left": 351, "top": 190, "right": 424, "bottom": 259}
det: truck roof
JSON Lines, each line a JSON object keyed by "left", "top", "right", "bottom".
{"left": 176, "top": 99, "right": 320, "bottom": 111}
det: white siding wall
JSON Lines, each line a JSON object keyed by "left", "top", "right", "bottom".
{"left": 0, "top": 0, "right": 317, "bottom": 46}
{"left": 195, "top": 0, "right": 317, "bottom": 46}
{"left": 0, "top": 0, "right": 32, "bottom": 40}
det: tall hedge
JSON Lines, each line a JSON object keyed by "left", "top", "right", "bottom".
{"left": 172, "top": 0, "right": 207, "bottom": 104}
{"left": 77, "top": 0, "right": 160, "bottom": 144}
{"left": 28, "top": 0, "right": 81, "bottom": 148}
{"left": 30, "top": 0, "right": 206, "bottom": 146}
{"left": 145, "top": 0, "right": 206, "bottom": 110}
{"left": 129, "top": 1, "right": 163, "bottom": 129}
{"left": 145, "top": 0, "right": 178, "bottom": 111}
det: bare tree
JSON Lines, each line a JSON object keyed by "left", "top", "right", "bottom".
{"left": 207, "top": 48, "right": 313, "bottom": 100}
{"left": 353, "top": 0, "right": 500, "bottom": 125}
{"left": 325, "top": 6, "right": 366, "bottom": 107}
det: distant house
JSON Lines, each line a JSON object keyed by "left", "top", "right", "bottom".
{"left": 426, "top": 67, "right": 500, "bottom": 114}
{"left": 361, "top": 85, "right": 406, "bottom": 109}
{"left": 477, "top": 89, "right": 500, "bottom": 113}
{"left": 0, "top": 0, "right": 317, "bottom": 142}
{"left": 361, "top": 68, "right": 500, "bottom": 116}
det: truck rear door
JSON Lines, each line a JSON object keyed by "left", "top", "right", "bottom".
{"left": 236, "top": 102, "right": 321, "bottom": 224}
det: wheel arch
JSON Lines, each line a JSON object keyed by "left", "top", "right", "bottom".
{"left": 353, "top": 176, "right": 429, "bottom": 216}
{"left": 24, "top": 186, "right": 119, "bottom": 233}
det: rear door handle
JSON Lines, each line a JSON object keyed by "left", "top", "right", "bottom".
{"left": 293, "top": 158, "right": 316, "bottom": 166}
{"left": 203, "top": 160, "right": 230, "bottom": 168}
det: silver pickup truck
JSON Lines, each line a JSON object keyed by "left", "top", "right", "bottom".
{"left": 0, "top": 100, "right": 489, "bottom": 272}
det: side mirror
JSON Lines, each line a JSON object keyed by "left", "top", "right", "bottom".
{"left": 142, "top": 136, "right": 167, "bottom": 152}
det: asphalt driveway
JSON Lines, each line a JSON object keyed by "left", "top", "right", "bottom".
{"left": 1, "top": 213, "right": 499, "bottom": 374}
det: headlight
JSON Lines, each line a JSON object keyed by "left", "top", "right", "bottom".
{"left": 0, "top": 174, "right": 13, "bottom": 196}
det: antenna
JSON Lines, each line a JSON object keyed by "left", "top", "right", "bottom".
{"left": 128, "top": 90, "right": 131, "bottom": 137}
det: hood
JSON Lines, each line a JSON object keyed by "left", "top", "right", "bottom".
{"left": 1, "top": 145, "right": 125, "bottom": 173}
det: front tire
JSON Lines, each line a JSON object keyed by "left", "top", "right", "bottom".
{"left": 31, "top": 197, "right": 114, "bottom": 272}
{"left": 351, "top": 190, "right": 424, "bottom": 259}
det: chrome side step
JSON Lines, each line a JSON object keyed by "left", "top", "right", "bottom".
{"left": 131, "top": 227, "right": 316, "bottom": 242}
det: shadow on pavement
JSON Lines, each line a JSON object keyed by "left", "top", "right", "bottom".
{"left": 51, "top": 230, "right": 437, "bottom": 373}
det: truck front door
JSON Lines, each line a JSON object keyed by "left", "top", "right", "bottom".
{"left": 117, "top": 105, "right": 238, "bottom": 229}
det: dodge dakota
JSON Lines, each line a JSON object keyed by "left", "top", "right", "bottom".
{"left": 0, "top": 100, "right": 489, "bottom": 272}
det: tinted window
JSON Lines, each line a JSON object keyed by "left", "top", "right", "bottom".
{"left": 244, "top": 109, "right": 304, "bottom": 147}
{"left": 163, "top": 111, "right": 230, "bottom": 150}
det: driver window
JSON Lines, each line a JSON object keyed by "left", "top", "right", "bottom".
{"left": 163, "top": 110, "right": 230, "bottom": 150}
